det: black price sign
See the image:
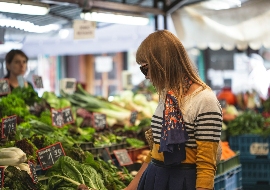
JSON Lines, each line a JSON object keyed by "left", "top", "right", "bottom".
{"left": 1, "top": 115, "right": 17, "bottom": 138}
{"left": 0, "top": 79, "right": 10, "bottom": 95}
{"left": 51, "top": 109, "right": 64, "bottom": 128}
{"left": 28, "top": 161, "right": 38, "bottom": 183}
{"left": 113, "top": 149, "right": 133, "bottom": 166}
{"left": 37, "top": 142, "right": 65, "bottom": 170}
{"left": 0, "top": 166, "right": 4, "bottom": 188}
{"left": 62, "top": 107, "right": 74, "bottom": 124}
{"left": 51, "top": 107, "right": 74, "bottom": 128}
{"left": 32, "top": 75, "right": 43, "bottom": 88}
{"left": 130, "top": 111, "right": 138, "bottom": 125}
{"left": 102, "top": 148, "right": 114, "bottom": 163}
{"left": 93, "top": 113, "right": 106, "bottom": 130}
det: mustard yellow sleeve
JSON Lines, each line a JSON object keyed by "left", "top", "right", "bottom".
{"left": 194, "top": 95, "right": 223, "bottom": 189}
{"left": 196, "top": 141, "right": 219, "bottom": 189}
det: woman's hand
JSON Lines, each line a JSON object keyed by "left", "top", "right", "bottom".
{"left": 124, "top": 162, "right": 148, "bottom": 190}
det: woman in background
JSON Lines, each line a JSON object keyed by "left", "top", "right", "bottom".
{"left": 3, "top": 49, "right": 32, "bottom": 91}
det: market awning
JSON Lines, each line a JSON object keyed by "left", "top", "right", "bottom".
{"left": 171, "top": 0, "right": 270, "bottom": 50}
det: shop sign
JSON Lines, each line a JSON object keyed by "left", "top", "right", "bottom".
{"left": 113, "top": 149, "right": 133, "bottom": 166}
{"left": 32, "top": 75, "right": 43, "bottom": 88}
{"left": 1, "top": 115, "right": 17, "bottom": 139}
{"left": 0, "top": 79, "right": 10, "bottom": 95}
{"left": 37, "top": 142, "right": 65, "bottom": 170}
{"left": 95, "top": 56, "right": 113, "bottom": 73}
{"left": 73, "top": 20, "right": 95, "bottom": 40}
{"left": 28, "top": 161, "right": 38, "bottom": 183}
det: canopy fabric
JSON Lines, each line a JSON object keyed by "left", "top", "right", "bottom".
{"left": 171, "top": 0, "right": 270, "bottom": 50}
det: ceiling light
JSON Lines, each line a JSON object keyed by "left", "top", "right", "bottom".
{"left": 0, "top": 0, "right": 50, "bottom": 15}
{"left": 81, "top": 12, "right": 149, "bottom": 26}
{"left": 59, "top": 29, "right": 70, "bottom": 39}
{"left": 0, "top": 18, "right": 60, "bottom": 33}
{"left": 201, "top": 0, "right": 241, "bottom": 10}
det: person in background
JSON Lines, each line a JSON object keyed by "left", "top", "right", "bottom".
{"left": 125, "top": 30, "right": 222, "bottom": 190}
{"left": 3, "top": 49, "right": 32, "bottom": 92}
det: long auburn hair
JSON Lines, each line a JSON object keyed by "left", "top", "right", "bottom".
{"left": 136, "top": 30, "right": 209, "bottom": 107}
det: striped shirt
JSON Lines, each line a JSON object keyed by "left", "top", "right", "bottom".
{"left": 144, "top": 87, "right": 222, "bottom": 189}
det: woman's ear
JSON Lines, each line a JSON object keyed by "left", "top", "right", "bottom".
{"left": 6, "top": 62, "right": 10, "bottom": 71}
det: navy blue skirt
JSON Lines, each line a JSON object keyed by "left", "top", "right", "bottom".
{"left": 137, "top": 161, "right": 196, "bottom": 190}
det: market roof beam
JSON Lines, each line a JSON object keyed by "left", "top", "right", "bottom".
{"left": 165, "top": 0, "right": 205, "bottom": 14}
{"left": 52, "top": 0, "right": 165, "bottom": 15}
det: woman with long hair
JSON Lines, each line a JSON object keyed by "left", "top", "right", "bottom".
{"left": 125, "top": 30, "right": 222, "bottom": 190}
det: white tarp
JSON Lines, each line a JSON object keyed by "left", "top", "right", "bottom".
{"left": 171, "top": 0, "right": 270, "bottom": 50}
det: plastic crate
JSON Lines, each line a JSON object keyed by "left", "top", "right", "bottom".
{"left": 214, "top": 165, "right": 242, "bottom": 190}
{"left": 84, "top": 142, "right": 129, "bottom": 157}
{"left": 242, "top": 184, "right": 270, "bottom": 190}
{"left": 216, "top": 152, "right": 240, "bottom": 176}
{"left": 241, "top": 159, "right": 270, "bottom": 186}
{"left": 229, "top": 135, "right": 270, "bottom": 159}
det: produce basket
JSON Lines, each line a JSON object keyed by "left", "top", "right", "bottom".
{"left": 214, "top": 165, "right": 242, "bottom": 190}
{"left": 241, "top": 159, "right": 270, "bottom": 186}
{"left": 216, "top": 152, "right": 240, "bottom": 176}
{"left": 229, "top": 135, "right": 270, "bottom": 159}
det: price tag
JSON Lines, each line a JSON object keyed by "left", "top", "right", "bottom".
{"left": 32, "top": 75, "right": 43, "bottom": 88}
{"left": 60, "top": 78, "right": 76, "bottom": 94}
{"left": 113, "top": 149, "right": 133, "bottom": 166}
{"left": 130, "top": 111, "right": 138, "bottom": 125}
{"left": 37, "top": 142, "right": 65, "bottom": 170}
{"left": 62, "top": 107, "right": 74, "bottom": 125}
{"left": 1, "top": 115, "right": 17, "bottom": 138}
{"left": 51, "top": 109, "right": 64, "bottom": 128}
{"left": 28, "top": 161, "right": 38, "bottom": 183}
{"left": 0, "top": 166, "right": 4, "bottom": 188}
{"left": 0, "top": 79, "right": 10, "bottom": 95}
{"left": 102, "top": 148, "right": 114, "bottom": 163}
{"left": 93, "top": 113, "right": 106, "bottom": 130}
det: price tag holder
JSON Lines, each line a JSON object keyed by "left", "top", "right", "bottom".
{"left": 37, "top": 142, "right": 65, "bottom": 170}
{"left": 1, "top": 115, "right": 17, "bottom": 139}
{"left": 0, "top": 79, "right": 10, "bottom": 95}
{"left": 32, "top": 75, "right": 43, "bottom": 88}
{"left": 62, "top": 107, "right": 74, "bottom": 125}
{"left": 51, "top": 109, "right": 64, "bottom": 128}
{"left": 28, "top": 161, "right": 38, "bottom": 183}
{"left": 93, "top": 113, "right": 107, "bottom": 130}
{"left": 102, "top": 148, "right": 114, "bottom": 163}
{"left": 113, "top": 149, "right": 133, "bottom": 166}
{"left": 0, "top": 166, "right": 4, "bottom": 188}
{"left": 60, "top": 78, "right": 76, "bottom": 94}
{"left": 130, "top": 111, "right": 138, "bottom": 125}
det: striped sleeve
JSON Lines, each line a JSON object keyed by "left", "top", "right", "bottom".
{"left": 194, "top": 93, "right": 222, "bottom": 189}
